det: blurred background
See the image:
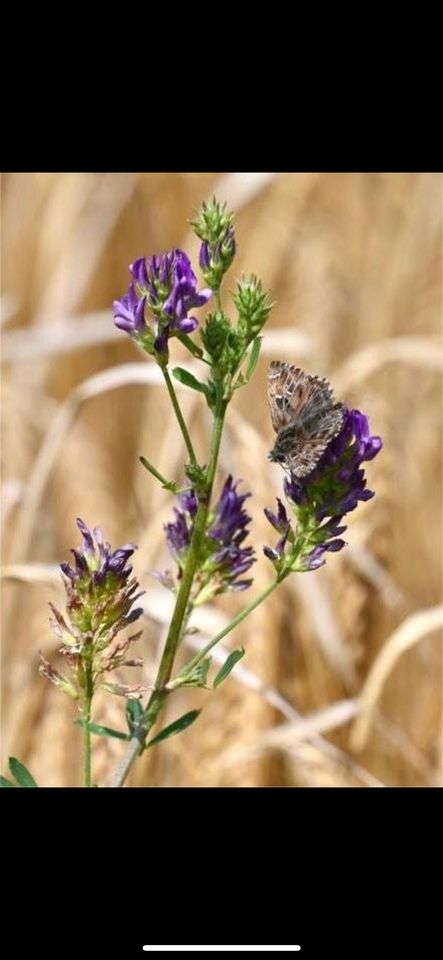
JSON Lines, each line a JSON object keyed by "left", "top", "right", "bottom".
{"left": 1, "top": 171, "right": 442, "bottom": 787}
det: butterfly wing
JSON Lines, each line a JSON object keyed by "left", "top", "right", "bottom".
{"left": 268, "top": 362, "right": 314, "bottom": 432}
{"left": 268, "top": 362, "right": 345, "bottom": 477}
{"left": 285, "top": 406, "right": 345, "bottom": 477}
{"left": 268, "top": 361, "right": 336, "bottom": 432}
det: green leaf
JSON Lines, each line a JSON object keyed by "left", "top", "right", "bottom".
{"left": 172, "top": 367, "right": 208, "bottom": 395}
{"left": 126, "top": 699, "right": 144, "bottom": 733}
{"left": 1, "top": 775, "right": 16, "bottom": 787}
{"left": 189, "top": 656, "right": 211, "bottom": 688}
{"left": 75, "top": 719, "right": 130, "bottom": 741}
{"left": 173, "top": 657, "right": 212, "bottom": 690}
{"left": 213, "top": 648, "right": 245, "bottom": 688}
{"left": 8, "top": 757, "right": 38, "bottom": 787}
{"left": 147, "top": 709, "right": 201, "bottom": 748}
{"left": 175, "top": 332, "right": 204, "bottom": 360}
{"left": 139, "top": 456, "right": 173, "bottom": 488}
{"left": 245, "top": 336, "right": 262, "bottom": 381}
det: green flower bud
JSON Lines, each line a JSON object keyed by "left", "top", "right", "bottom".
{"left": 233, "top": 275, "right": 273, "bottom": 344}
{"left": 191, "top": 198, "right": 237, "bottom": 291}
{"left": 200, "top": 312, "right": 245, "bottom": 379}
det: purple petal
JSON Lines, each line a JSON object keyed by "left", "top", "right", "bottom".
{"left": 185, "top": 289, "right": 213, "bottom": 309}
{"left": 126, "top": 607, "right": 143, "bottom": 623}
{"left": 263, "top": 545, "right": 279, "bottom": 561}
{"left": 176, "top": 316, "right": 199, "bottom": 334}
{"left": 71, "top": 548, "right": 88, "bottom": 575}
{"left": 307, "top": 546, "right": 327, "bottom": 570}
{"left": 113, "top": 301, "right": 135, "bottom": 333}
{"left": 76, "top": 517, "right": 94, "bottom": 554}
{"left": 60, "top": 561, "right": 75, "bottom": 581}
{"left": 309, "top": 557, "right": 326, "bottom": 570}
{"left": 163, "top": 281, "right": 180, "bottom": 317}
{"left": 133, "top": 296, "right": 146, "bottom": 332}
{"left": 264, "top": 498, "right": 289, "bottom": 533}
{"left": 113, "top": 284, "right": 145, "bottom": 335}
{"left": 264, "top": 507, "right": 280, "bottom": 529}
{"left": 147, "top": 281, "right": 158, "bottom": 303}
{"left": 154, "top": 324, "right": 170, "bottom": 355}
{"left": 363, "top": 436, "right": 383, "bottom": 460}
{"left": 129, "top": 257, "right": 148, "bottom": 287}
{"left": 150, "top": 569, "right": 175, "bottom": 590}
{"left": 199, "top": 241, "right": 210, "bottom": 270}
{"left": 325, "top": 539, "right": 346, "bottom": 553}
{"left": 179, "top": 490, "right": 199, "bottom": 516}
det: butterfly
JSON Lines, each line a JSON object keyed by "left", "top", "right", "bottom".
{"left": 267, "top": 361, "right": 345, "bottom": 478}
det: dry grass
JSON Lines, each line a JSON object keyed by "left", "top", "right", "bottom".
{"left": 1, "top": 171, "right": 442, "bottom": 787}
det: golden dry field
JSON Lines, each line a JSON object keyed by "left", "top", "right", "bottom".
{"left": 1, "top": 171, "right": 442, "bottom": 787}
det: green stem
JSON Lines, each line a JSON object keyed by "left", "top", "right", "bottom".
{"left": 108, "top": 393, "right": 227, "bottom": 788}
{"left": 161, "top": 366, "right": 197, "bottom": 466}
{"left": 156, "top": 395, "right": 225, "bottom": 688}
{"left": 83, "top": 663, "right": 93, "bottom": 787}
{"left": 139, "top": 456, "right": 175, "bottom": 490}
{"left": 181, "top": 577, "right": 282, "bottom": 675}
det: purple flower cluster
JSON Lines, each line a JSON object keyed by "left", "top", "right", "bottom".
{"left": 59, "top": 518, "right": 144, "bottom": 633}
{"left": 264, "top": 409, "right": 382, "bottom": 572}
{"left": 163, "top": 477, "right": 255, "bottom": 597}
{"left": 207, "top": 476, "right": 255, "bottom": 592}
{"left": 113, "top": 248, "right": 211, "bottom": 356}
{"left": 40, "top": 519, "right": 145, "bottom": 701}
{"left": 61, "top": 518, "right": 138, "bottom": 589}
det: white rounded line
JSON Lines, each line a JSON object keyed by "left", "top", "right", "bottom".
{"left": 142, "top": 948, "right": 301, "bottom": 953}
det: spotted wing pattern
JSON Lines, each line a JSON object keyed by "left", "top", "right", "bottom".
{"left": 267, "top": 361, "right": 345, "bottom": 478}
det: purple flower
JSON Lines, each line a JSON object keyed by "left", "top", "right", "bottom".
{"left": 61, "top": 518, "right": 137, "bottom": 586}
{"left": 263, "top": 499, "right": 291, "bottom": 562}
{"left": 206, "top": 476, "right": 255, "bottom": 592}
{"left": 264, "top": 498, "right": 290, "bottom": 535}
{"left": 161, "top": 476, "right": 255, "bottom": 596}
{"left": 283, "top": 409, "right": 382, "bottom": 521}
{"left": 140, "top": 248, "right": 210, "bottom": 336}
{"left": 114, "top": 249, "right": 211, "bottom": 358}
{"left": 60, "top": 518, "right": 144, "bottom": 630}
{"left": 209, "top": 475, "right": 251, "bottom": 543}
{"left": 304, "top": 538, "right": 347, "bottom": 571}
{"left": 162, "top": 490, "right": 200, "bottom": 572}
{"left": 179, "top": 489, "right": 198, "bottom": 517}
{"left": 160, "top": 250, "right": 212, "bottom": 328}
{"left": 264, "top": 408, "right": 382, "bottom": 573}
{"left": 113, "top": 283, "right": 146, "bottom": 335}
{"left": 164, "top": 508, "right": 192, "bottom": 565}
{"left": 41, "top": 519, "right": 145, "bottom": 702}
